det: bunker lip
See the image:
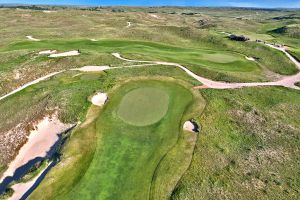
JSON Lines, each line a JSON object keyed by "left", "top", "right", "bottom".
{"left": 91, "top": 93, "right": 108, "bottom": 106}
{"left": 0, "top": 114, "right": 72, "bottom": 183}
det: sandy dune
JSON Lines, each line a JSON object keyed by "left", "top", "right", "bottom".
{"left": 91, "top": 93, "right": 108, "bottom": 106}
{"left": 26, "top": 36, "right": 40, "bottom": 41}
{"left": 0, "top": 115, "right": 72, "bottom": 182}
{"left": 49, "top": 50, "right": 80, "bottom": 58}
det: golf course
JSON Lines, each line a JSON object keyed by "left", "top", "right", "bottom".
{"left": 0, "top": 5, "right": 300, "bottom": 200}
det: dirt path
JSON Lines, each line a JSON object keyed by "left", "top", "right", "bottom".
{"left": 111, "top": 43, "right": 300, "bottom": 90}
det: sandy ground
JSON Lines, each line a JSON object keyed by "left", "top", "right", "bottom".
{"left": 49, "top": 50, "right": 80, "bottom": 58}
{"left": 91, "top": 93, "right": 108, "bottom": 106}
{"left": 26, "top": 36, "right": 40, "bottom": 41}
{"left": 126, "top": 22, "right": 132, "bottom": 28}
{"left": 0, "top": 114, "right": 72, "bottom": 182}
{"left": 73, "top": 66, "right": 110, "bottom": 72}
{"left": 8, "top": 162, "right": 52, "bottom": 200}
{"left": 38, "top": 50, "right": 57, "bottom": 55}
{"left": 183, "top": 121, "right": 196, "bottom": 132}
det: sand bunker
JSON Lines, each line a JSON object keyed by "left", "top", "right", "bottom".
{"left": 183, "top": 121, "right": 197, "bottom": 133}
{"left": 42, "top": 10, "right": 57, "bottom": 13}
{"left": 0, "top": 115, "right": 72, "bottom": 182}
{"left": 245, "top": 56, "right": 255, "bottom": 61}
{"left": 126, "top": 22, "right": 132, "bottom": 28}
{"left": 26, "top": 36, "right": 40, "bottom": 41}
{"left": 91, "top": 93, "right": 108, "bottom": 106}
{"left": 8, "top": 162, "right": 52, "bottom": 200}
{"left": 49, "top": 50, "right": 80, "bottom": 58}
{"left": 149, "top": 14, "right": 160, "bottom": 19}
{"left": 90, "top": 39, "right": 98, "bottom": 42}
{"left": 75, "top": 66, "right": 110, "bottom": 72}
{"left": 38, "top": 50, "right": 57, "bottom": 55}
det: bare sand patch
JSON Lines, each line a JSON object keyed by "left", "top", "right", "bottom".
{"left": 74, "top": 66, "right": 110, "bottom": 72}
{"left": 245, "top": 56, "right": 255, "bottom": 61}
{"left": 183, "top": 121, "right": 197, "bottom": 133}
{"left": 90, "top": 39, "right": 98, "bottom": 42}
{"left": 49, "top": 50, "right": 80, "bottom": 58}
{"left": 38, "top": 50, "right": 57, "bottom": 55}
{"left": 149, "top": 14, "right": 160, "bottom": 19}
{"left": 8, "top": 162, "right": 52, "bottom": 200}
{"left": 42, "top": 10, "right": 57, "bottom": 13}
{"left": 91, "top": 93, "right": 108, "bottom": 106}
{"left": 0, "top": 114, "right": 72, "bottom": 182}
{"left": 26, "top": 36, "right": 40, "bottom": 41}
{"left": 126, "top": 22, "right": 132, "bottom": 28}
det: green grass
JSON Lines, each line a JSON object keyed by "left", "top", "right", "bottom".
{"left": 295, "top": 82, "right": 300, "bottom": 87}
{"left": 117, "top": 87, "right": 169, "bottom": 126}
{"left": 29, "top": 79, "right": 204, "bottom": 200}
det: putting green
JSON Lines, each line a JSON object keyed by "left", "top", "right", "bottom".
{"left": 117, "top": 87, "right": 169, "bottom": 126}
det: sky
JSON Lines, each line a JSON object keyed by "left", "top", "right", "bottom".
{"left": 0, "top": 0, "right": 300, "bottom": 8}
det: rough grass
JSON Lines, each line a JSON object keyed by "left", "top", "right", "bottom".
{"left": 171, "top": 87, "right": 300, "bottom": 200}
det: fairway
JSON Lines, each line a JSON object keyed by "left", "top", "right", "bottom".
{"left": 117, "top": 87, "right": 169, "bottom": 126}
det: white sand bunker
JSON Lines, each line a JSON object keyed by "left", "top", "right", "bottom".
{"left": 38, "top": 50, "right": 57, "bottom": 55}
{"left": 90, "top": 39, "right": 98, "bottom": 42}
{"left": 245, "top": 56, "right": 256, "bottom": 61}
{"left": 183, "top": 121, "right": 198, "bottom": 133}
{"left": 43, "top": 10, "right": 57, "bottom": 13}
{"left": 0, "top": 114, "right": 72, "bottom": 182}
{"left": 49, "top": 50, "right": 80, "bottom": 58}
{"left": 75, "top": 66, "right": 110, "bottom": 72}
{"left": 26, "top": 36, "right": 40, "bottom": 41}
{"left": 149, "top": 14, "right": 160, "bottom": 19}
{"left": 9, "top": 162, "right": 52, "bottom": 200}
{"left": 91, "top": 93, "right": 108, "bottom": 106}
{"left": 126, "top": 22, "right": 132, "bottom": 28}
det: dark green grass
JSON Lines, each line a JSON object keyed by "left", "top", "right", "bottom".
{"left": 117, "top": 87, "right": 169, "bottom": 126}
{"left": 171, "top": 87, "right": 300, "bottom": 200}
{"left": 295, "top": 82, "right": 300, "bottom": 87}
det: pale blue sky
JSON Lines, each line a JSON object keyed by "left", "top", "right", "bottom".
{"left": 0, "top": 0, "right": 299, "bottom": 8}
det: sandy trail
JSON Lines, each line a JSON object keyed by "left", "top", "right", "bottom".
{"left": 0, "top": 115, "right": 72, "bottom": 182}
{"left": 8, "top": 162, "right": 52, "bottom": 200}
{"left": 112, "top": 42, "right": 300, "bottom": 90}
{"left": 0, "top": 71, "right": 64, "bottom": 101}
{"left": 49, "top": 50, "right": 80, "bottom": 58}
{"left": 26, "top": 36, "right": 40, "bottom": 41}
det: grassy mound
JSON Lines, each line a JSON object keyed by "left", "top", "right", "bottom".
{"left": 117, "top": 87, "right": 169, "bottom": 126}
